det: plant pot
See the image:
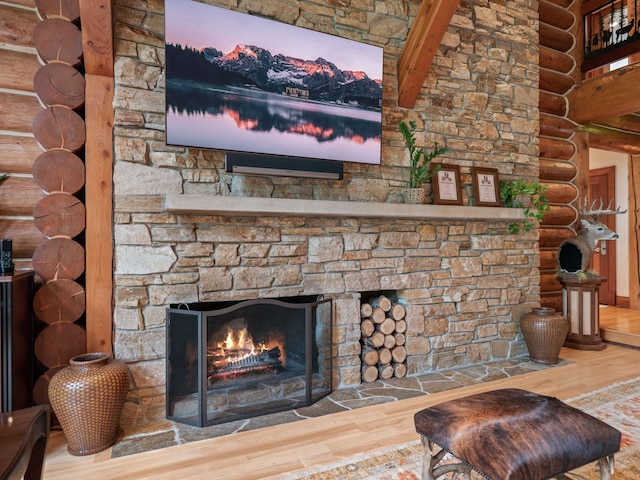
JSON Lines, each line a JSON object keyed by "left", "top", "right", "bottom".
{"left": 402, "top": 188, "right": 425, "bottom": 204}
{"left": 422, "top": 183, "right": 433, "bottom": 204}
{"left": 513, "top": 194, "right": 531, "bottom": 208}
{"left": 49, "top": 353, "right": 131, "bottom": 456}
{"left": 520, "top": 307, "right": 568, "bottom": 365}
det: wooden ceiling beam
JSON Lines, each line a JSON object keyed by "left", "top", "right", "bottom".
{"left": 595, "top": 114, "right": 640, "bottom": 135}
{"left": 582, "top": 124, "right": 640, "bottom": 155}
{"left": 567, "top": 63, "right": 640, "bottom": 125}
{"left": 397, "top": 0, "right": 459, "bottom": 108}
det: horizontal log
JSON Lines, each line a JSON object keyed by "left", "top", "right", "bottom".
{"left": 371, "top": 307, "right": 386, "bottom": 324}
{"left": 0, "top": 176, "right": 46, "bottom": 216}
{"left": 361, "top": 346, "right": 379, "bottom": 366}
{"left": 544, "top": 182, "right": 578, "bottom": 204}
{"left": 0, "top": 92, "right": 43, "bottom": 134}
{"left": 541, "top": 272, "right": 562, "bottom": 293}
{"left": 0, "top": 4, "right": 39, "bottom": 49}
{"left": 394, "top": 332, "right": 406, "bottom": 346}
{"left": 539, "top": 158, "right": 577, "bottom": 182}
{"left": 33, "top": 192, "right": 86, "bottom": 238}
{"left": 34, "top": 322, "right": 86, "bottom": 369}
{"left": 539, "top": 113, "right": 576, "bottom": 139}
{"left": 32, "top": 17, "right": 83, "bottom": 66}
{"left": 539, "top": 227, "right": 576, "bottom": 248}
{"left": 32, "top": 150, "right": 85, "bottom": 194}
{"left": 395, "top": 319, "right": 407, "bottom": 334}
{"left": 391, "top": 345, "right": 407, "bottom": 364}
{"left": 369, "top": 295, "right": 392, "bottom": 311}
{"left": 32, "top": 237, "right": 85, "bottom": 281}
{"left": 539, "top": 136, "right": 575, "bottom": 160}
{"left": 540, "top": 67, "right": 575, "bottom": 95}
{"left": 595, "top": 114, "right": 640, "bottom": 135}
{"left": 0, "top": 136, "right": 43, "bottom": 174}
{"left": 584, "top": 125, "right": 640, "bottom": 155}
{"left": 541, "top": 292, "right": 563, "bottom": 312}
{"left": 540, "top": 248, "right": 560, "bottom": 271}
{"left": 383, "top": 334, "right": 396, "bottom": 349}
{"left": 543, "top": 204, "right": 578, "bottom": 226}
{"left": 36, "top": 0, "right": 81, "bottom": 22}
{"left": 539, "top": 45, "right": 574, "bottom": 74}
{"left": 568, "top": 64, "right": 640, "bottom": 125}
{"left": 539, "top": 0, "right": 575, "bottom": 30}
{"left": 389, "top": 303, "right": 406, "bottom": 320}
{"left": 539, "top": 91, "right": 567, "bottom": 117}
{"left": 360, "top": 302, "right": 372, "bottom": 318}
{"left": 34, "top": 63, "right": 85, "bottom": 109}
{"left": 0, "top": 220, "right": 46, "bottom": 258}
{"left": 0, "top": 49, "right": 39, "bottom": 92}
{"left": 32, "top": 106, "right": 86, "bottom": 152}
{"left": 539, "top": 22, "right": 574, "bottom": 52}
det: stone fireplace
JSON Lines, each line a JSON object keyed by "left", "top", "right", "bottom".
{"left": 111, "top": 0, "right": 540, "bottom": 430}
{"left": 166, "top": 296, "right": 332, "bottom": 427}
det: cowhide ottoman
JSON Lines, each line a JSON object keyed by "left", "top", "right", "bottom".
{"left": 414, "top": 388, "right": 621, "bottom": 480}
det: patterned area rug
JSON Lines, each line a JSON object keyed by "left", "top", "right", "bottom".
{"left": 283, "top": 377, "right": 640, "bottom": 480}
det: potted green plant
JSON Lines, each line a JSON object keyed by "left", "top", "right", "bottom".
{"left": 500, "top": 179, "right": 550, "bottom": 234}
{"left": 399, "top": 120, "right": 449, "bottom": 204}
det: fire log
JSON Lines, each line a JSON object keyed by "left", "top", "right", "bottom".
{"left": 379, "top": 347, "right": 392, "bottom": 365}
{"left": 377, "top": 317, "right": 396, "bottom": 335}
{"left": 360, "top": 319, "right": 375, "bottom": 337}
{"left": 392, "top": 345, "right": 407, "bottom": 364}
{"left": 370, "top": 295, "right": 392, "bottom": 312}
{"left": 393, "top": 363, "right": 407, "bottom": 378}
{"left": 383, "top": 334, "right": 396, "bottom": 349}
{"left": 378, "top": 364, "right": 394, "bottom": 380}
{"left": 371, "top": 307, "right": 386, "bottom": 324}
{"left": 362, "top": 365, "right": 378, "bottom": 383}
{"left": 363, "top": 331, "right": 384, "bottom": 348}
{"left": 361, "top": 346, "right": 380, "bottom": 366}
{"left": 360, "top": 302, "right": 373, "bottom": 318}
{"left": 389, "top": 303, "right": 406, "bottom": 321}
{"left": 395, "top": 319, "right": 407, "bottom": 334}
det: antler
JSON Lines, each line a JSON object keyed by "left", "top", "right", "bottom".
{"left": 579, "top": 196, "right": 627, "bottom": 218}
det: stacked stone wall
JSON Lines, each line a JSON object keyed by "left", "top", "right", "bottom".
{"left": 112, "top": 0, "right": 540, "bottom": 426}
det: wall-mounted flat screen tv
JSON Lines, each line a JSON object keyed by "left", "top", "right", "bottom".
{"left": 165, "top": 0, "right": 383, "bottom": 167}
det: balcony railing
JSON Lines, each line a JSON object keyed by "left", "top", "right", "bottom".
{"left": 583, "top": 0, "right": 640, "bottom": 72}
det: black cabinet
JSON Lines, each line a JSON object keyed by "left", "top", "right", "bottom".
{"left": 1, "top": 271, "right": 34, "bottom": 412}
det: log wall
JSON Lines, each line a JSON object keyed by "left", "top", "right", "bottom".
{"left": 538, "top": 0, "right": 583, "bottom": 310}
{"left": 0, "top": 1, "right": 44, "bottom": 270}
{"left": 29, "top": 0, "right": 88, "bottom": 407}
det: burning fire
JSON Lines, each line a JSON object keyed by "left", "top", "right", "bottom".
{"left": 207, "top": 326, "right": 284, "bottom": 384}
{"left": 217, "top": 327, "right": 268, "bottom": 361}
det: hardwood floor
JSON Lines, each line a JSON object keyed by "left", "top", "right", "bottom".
{"left": 600, "top": 305, "right": 640, "bottom": 347}
{"left": 43, "top": 343, "right": 640, "bottom": 480}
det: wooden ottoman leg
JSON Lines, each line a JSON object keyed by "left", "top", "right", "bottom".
{"left": 420, "top": 435, "right": 471, "bottom": 480}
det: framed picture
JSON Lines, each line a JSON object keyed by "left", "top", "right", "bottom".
{"left": 471, "top": 167, "right": 500, "bottom": 207}
{"left": 433, "top": 164, "right": 463, "bottom": 205}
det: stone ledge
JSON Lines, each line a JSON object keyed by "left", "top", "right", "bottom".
{"left": 165, "top": 194, "right": 525, "bottom": 221}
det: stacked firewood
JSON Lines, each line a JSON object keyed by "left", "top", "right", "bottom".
{"left": 360, "top": 295, "right": 408, "bottom": 383}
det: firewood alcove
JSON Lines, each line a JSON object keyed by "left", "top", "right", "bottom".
{"left": 166, "top": 296, "right": 332, "bottom": 427}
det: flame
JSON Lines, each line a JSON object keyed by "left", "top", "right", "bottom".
{"left": 216, "top": 327, "right": 268, "bottom": 362}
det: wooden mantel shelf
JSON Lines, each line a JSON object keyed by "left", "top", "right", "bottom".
{"left": 165, "top": 194, "right": 525, "bottom": 221}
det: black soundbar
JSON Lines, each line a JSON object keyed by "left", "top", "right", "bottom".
{"left": 225, "top": 152, "right": 343, "bottom": 180}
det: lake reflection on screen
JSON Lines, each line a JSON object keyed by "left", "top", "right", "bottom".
{"left": 166, "top": 80, "right": 382, "bottom": 165}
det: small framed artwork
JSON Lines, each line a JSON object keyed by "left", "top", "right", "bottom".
{"left": 471, "top": 167, "right": 500, "bottom": 207}
{"left": 433, "top": 164, "right": 463, "bottom": 205}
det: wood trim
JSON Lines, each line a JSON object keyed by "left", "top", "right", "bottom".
{"left": 79, "top": 0, "right": 115, "bottom": 355}
{"left": 630, "top": 154, "right": 640, "bottom": 309}
{"left": 84, "top": 73, "right": 114, "bottom": 355}
{"left": 397, "top": 0, "right": 459, "bottom": 108}
{"left": 616, "top": 296, "right": 630, "bottom": 308}
{"left": 79, "top": 0, "right": 114, "bottom": 77}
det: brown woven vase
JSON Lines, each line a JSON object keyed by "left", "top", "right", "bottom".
{"left": 49, "top": 352, "right": 130, "bottom": 456}
{"left": 520, "top": 307, "right": 568, "bottom": 365}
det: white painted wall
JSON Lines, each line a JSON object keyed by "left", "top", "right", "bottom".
{"left": 589, "top": 148, "right": 629, "bottom": 298}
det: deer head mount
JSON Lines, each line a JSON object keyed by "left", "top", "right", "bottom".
{"left": 557, "top": 198, "right": 626, "bottom": 275}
